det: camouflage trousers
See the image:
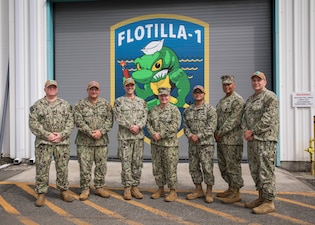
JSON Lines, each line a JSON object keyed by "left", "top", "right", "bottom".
{"left": 35, "top": 144, "right": 70, "bottom": 194}
{"left": 77, "top": 145, "right": 108, "bottom": 190}
{"left": 217, "top": 143, "right": 244, "bottom": 189}
{"left": 151, "top": 144, "right": 179, "bottom": 189}
{"left": 188, "top": 144, "right": 215, "bottom": 185}
{"left": 118, "top": 139, "right": 144, "bottom": 187}
{"left": 248, "top": 140, "right": 277, "bottom": 200}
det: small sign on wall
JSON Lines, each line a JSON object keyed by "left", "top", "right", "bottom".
{"left": 292, "top": 92, "right": 315, "bottom": 107}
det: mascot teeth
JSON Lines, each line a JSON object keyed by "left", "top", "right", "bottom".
{"left": 153, "top": 69, "right": 168, "bottom": 80}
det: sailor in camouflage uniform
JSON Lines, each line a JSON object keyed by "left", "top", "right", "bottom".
{"left": 113, "top": 78, "right": 148, "bottom": 200}
{"left": 146, "top": 87, "right": 181, "bottom": 202}
{"left": 242, "top": 71, "right": 279, "bottom": 214}
{"left": 183, "top": 85, "right": 217, "bottom": 203}
{"left": 29, "top": 80, "right": 74, "bottom": 207}
{"left": 215, "top": 75, "right": 244, "bottom": 204}
{"left": 74, "top": 81, "right": 113, "bottom": 201}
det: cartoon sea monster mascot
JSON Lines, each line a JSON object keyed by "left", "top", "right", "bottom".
{"left": 131, "top": 39, "right": 190, "bottom": 110}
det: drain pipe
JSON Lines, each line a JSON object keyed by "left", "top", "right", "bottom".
{"left": 305, "top": 138, "right": 314, "bottom": 175}
{"left": 305, "top": 116, "right": 315, "bottom": 175}
{"left": 0, "top": 64, "right": 9, "bottom": 156}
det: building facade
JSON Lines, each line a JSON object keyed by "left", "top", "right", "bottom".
{"left": 0, "top": 0, "right": 314, "bottom": 171}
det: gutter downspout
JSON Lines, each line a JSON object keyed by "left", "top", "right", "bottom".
{"left": 273, "top": 0, "right": 280, "bottom": 167}
{"left": 47, "top": 0, "right": 54, "bottom": 80}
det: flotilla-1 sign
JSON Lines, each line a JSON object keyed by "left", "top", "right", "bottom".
{"left": 110, "top": 14, "right": 209, "bottom": 142}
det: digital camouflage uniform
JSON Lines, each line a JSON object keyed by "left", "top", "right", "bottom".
{"left": 216, "top": 91, "right": 244, "bottom": 189}
{"left": 74, "top": 97, "right": 113, "bottom": 190}
{"left": 146, "top": 103, "right": 181, "bottom": 189}
{"left": 242, "top": 89, "right": 279, "bottom": 200}
{"left": 183, "top": 103, "right": 217, "bottom": 186}
{"left": 29, "top": 97, "right": 74, "bottom": 194}
{"left": 113, "top": 96, "right": 148, "bottom": 187}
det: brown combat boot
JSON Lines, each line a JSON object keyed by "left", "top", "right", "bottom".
{"left": 252, "top": 199, "right": 275, "bottom": 214}
{"left": 131, "top": 186, "right": 143, "bottom": 199}
{"left": 205, "top": 185, "right": 214, "bottom": 203}
{"left": 151, "top": 186, "right": 165, "bottom": 199}
{"left": 124, "top": 187, "right": 132, "bottom": 200}
{"left": 79, "top": 189, "right": 90, "bottom": 201}
{"left": 216, "top": 185, "right": 231, "bottom": 198}
{"left": 95, "top": 187, "right": 110, "bottom": 198}
{"left": 244, "top": 190, "right": 263, "bottom": 208}
{"left": 35, "top": 193, "right": 46, "bottom": 207}
{"left": 60, "top": 190, "right": 73, "bottom": 202}
{"left": 165, "top": 189, "right": 177, "bottom": 202}
{"left": 186, "top": 183, "right": 204, "bottom": 200}
{"left": 220, "top": 187, "right": 241, "bottom": 204}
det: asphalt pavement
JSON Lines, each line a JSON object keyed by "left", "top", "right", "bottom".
{"left": 2, "top": 160, "right": 315, "bottom": 225}
{"left": 1, "top": 160, "right": 315, "bottom": 192}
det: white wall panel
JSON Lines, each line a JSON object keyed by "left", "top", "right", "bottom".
{"left": 28, "top": 0, "right": 47, "bottom": 161}
{"left": 8, "top": 0, "right": 47, "bottom": 161}
{"left": 279, "top": 0, "right": 315, "bottom": 162}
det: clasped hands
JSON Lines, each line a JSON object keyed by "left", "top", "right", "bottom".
{"left": 244, "top": 130, "right": 254, "bottom": 141}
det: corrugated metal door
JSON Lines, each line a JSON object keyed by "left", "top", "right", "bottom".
{"left": 54, "top": 0, "right": 272, "bottom": 160}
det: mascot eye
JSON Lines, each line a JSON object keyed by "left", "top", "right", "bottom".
{"left": 136, "top": 63, "right": 142, "bottom": 71}
{"left": 151, "top": 59, "right": 162, "bottom": 72}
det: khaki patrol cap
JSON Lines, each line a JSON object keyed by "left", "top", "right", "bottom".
{"left": 87, "top": 81, "right": 100, "bottom": 89}
{"left": 158, "top": 87, "right": 171, "bottom": 95}
{"left": 251, "top": 71, "right": 266, "bottom": 80}
{"left": 45, "top": 80, "right": 58, "bottom": 88}
{"left": 193, "top": 85, "right": 205, "bottom": 93}
{"left": 221, "top": 75, "right": 235, "bottom": 84}
{"left": 124, "top": 77, "right": 135, "bottom": 86}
